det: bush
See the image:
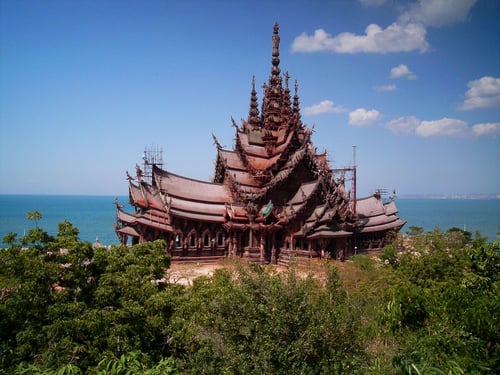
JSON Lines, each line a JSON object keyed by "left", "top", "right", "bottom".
{"left": 1, "top": 218, "right": 498, "bottom": 374}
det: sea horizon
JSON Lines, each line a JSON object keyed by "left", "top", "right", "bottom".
{"left": 1, "top": 194, "right": 499, "bottom": 246}
{"left": 2, "top": 192, "right": 499, "bottom": 199}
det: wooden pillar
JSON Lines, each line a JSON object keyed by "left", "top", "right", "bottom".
{"left": 260, "top": 232, "right": 265, "bottom": 263}
{"left": 237, "top": 232, "right": 241, "bottom": 256}
{"left": 228, "top": 233, "right": 234, "bottom": 257}
{"left": 244, "top": 230, "right": 250, "bottom": 258}
{"left": 271, "top": 232, "right": 277, "bottom": 264}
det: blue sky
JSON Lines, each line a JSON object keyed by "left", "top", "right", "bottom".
{"left": 1, "top": 0, "right": 499, "bottom": 197}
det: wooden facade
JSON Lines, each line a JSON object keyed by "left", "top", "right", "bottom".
{"left": 115, "top": 23, "right": 405, "bottom": 263}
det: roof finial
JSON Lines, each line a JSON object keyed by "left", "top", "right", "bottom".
{"left": 293, "top": 80, "right": 302, "bottom": 127}
{"left": 248, "top": 75, "right": 260, "bottom": 125}
{"left": 271, "top": 22, "right": 280, "bottom": 77}
{"left": 282, "top": 71, "right": 292, "bottom": 120}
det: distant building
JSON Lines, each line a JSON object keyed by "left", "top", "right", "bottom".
{"left": 115, "top": 23, "right": 405, "bottom": 263}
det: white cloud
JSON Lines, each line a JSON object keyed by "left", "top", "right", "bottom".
{"left": 349, "top": 108, "right": 381, "bottom": 126}
{"left": 291, "top": 23, "right": 429, "bottom": 54}
{"left": 390, "top": 64, "right": 416, "bottom": 79}
{"left": 387, "top": 116, "right": 472, "bottom": 137}
{"left": 303, "top": 100, "right": 346, "bottom": 115}
{"left": 416, "top": 117, "right": 469, "bottom": 137}
{"left": 460, "top": 76, "right": 500, "bottom": 110}
{"left": 375, "top": 84, "right": 397, "bottom": 92}
{"left": 387, "top": 117, "right": 500, "bottom": 138}
{"left": 386, "top": 116, "right": 420, "bottom": 135}
{"left": 472, "top": 122, "right": 500, "bottom": 136}
{"left": 399, "top": 0, "right": 478, "bottom": 27}
{"left": 292, "top": 0, "right": 478, "bottom": 55}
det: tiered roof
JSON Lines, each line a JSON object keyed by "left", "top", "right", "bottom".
{"left": 355, "top": 195, "right": 406, "bottom": 233}
{"left": 116, "top": 23, "right": 405, "bottom": 248}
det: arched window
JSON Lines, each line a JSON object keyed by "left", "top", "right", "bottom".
{"left": 217, "top": 232, "right": 224, "bottom": 246}
{"left": 203, "top": 232, "right": 210, "bottom": 247}
{"left": 189, "top": 231, "right": 197, "bottom": 247}
{"left": 175, "top": 233, "right": 182, "bottom": 248}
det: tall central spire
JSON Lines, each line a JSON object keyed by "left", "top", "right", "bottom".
{"left": 261, "top": 22, "right": 284, "bottom": 130}
{"left": 271, "top": 22, "right": 281, "bottom": 78}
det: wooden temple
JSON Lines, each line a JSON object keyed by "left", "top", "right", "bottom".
{"left": 115, "top": 23, "right": 405, "bottom": 263}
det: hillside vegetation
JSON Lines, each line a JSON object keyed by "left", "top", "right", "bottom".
{"left": 1, "top": 218, "right": 499, "bottom": 374}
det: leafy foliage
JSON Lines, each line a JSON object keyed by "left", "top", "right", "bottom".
{"left": 1, "top": 215, "right": 498, "bottom": 374}
{"left": 378, "top": 231, "right": 499, "bottom": 374}
{"left": 169, "top": 262, "right": 367, "bottom": 374}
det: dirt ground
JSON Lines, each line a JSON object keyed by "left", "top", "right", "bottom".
{"left": 165, "top": 258, "right": 344, "bottom": 286}
{"left": 166, "top": 262, "right": 227, "bottom": 285}
{"left": 164, "top": 251, "right": 383, "bottom": 287}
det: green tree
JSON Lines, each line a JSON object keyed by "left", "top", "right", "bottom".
{"left": 18, "top": 211, "right": 52, "bottom": 247}
{"left": 0, "top": 230, "right": 175, "bottom": 373}
{"left": 57, "top": 220, "right": 80, "bottom": 241}
{"left": 2, "top": 232, "right": 18, "bottom": 245}
{"left": 26, "top": 211, "right": 42, "bottom": 229}
{"left": 407, "top": 226, "right": 424, "bottom": 236}
{"left": 378, "top": 232, "right": 499, "bottom": 374}
{"left": 2, "top": 220, "right": 497, "bottom": 374}
{"left": 0, "top": 246, "right": 59, "bottom": 369}
{"left": 169, "top": 262, "right": 367, "bottom": 374}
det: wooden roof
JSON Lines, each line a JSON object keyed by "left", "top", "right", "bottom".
{"left": 218, "top": 149, "right": 246, "bottom": 171}
{"left": 153, "top": 166, "right": 231, "bottom": 203}
{"left": 355, "top": 195, "right": 406, "bottom": 233}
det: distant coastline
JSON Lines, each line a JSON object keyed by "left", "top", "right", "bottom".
{"left": 1, "top": 193, "right": 499, "bottom": 200}
{"left": 1, "top": 195, "right": 499, "bottom": 244}
{"left": 398, "top": 193, "right": 500, "bottom": 200}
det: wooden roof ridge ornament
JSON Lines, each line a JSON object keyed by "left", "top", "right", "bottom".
{"left": 113, "top": 196, "right": 123, "bottom": 209}
{"left": 135, "top": 164, "right": 144, "bottom": 182}
{"left": 231, "top": 116, "right": 239, "bottom": 130}
{"left": 159, "top": 191, "right": 172, "bottom": 214}
{"left": 234, "top": 134, "right": 250, "bottom": 171}
{"left": 262, "top": 129, "right": 278, "bottom": 156}
{"left": 212, "top": 133, "right": 223, "bottom": 150}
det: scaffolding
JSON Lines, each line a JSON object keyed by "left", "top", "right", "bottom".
{"left": 332, "top": 146, "right": 357, "bottom": 215}
{"left": 142, "top": 145, "right": 163, "bottom": 183}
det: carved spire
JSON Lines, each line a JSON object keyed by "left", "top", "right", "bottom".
{"left": 293, "top": 80, "right": 303, "bottom": 127}
{"left": 282, "top": 71, "right": 292, "bottom": 123}
{"left": 262, "top": 23, "right": 284, "bottom": 130}
{"left": 271, "top": 22, "right": 281, "bottom": 78}
{"left": 248, "top": 75, "right": 261, "bottom": 126}
{"left": 269, "top": 22, "right": 282, "bottom": 89}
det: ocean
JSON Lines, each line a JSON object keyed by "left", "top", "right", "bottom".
{"left": 0, "top": 195, "right": 499, "bottom": 246}
{"left": 0, "top": 195, "right": 130, "bottom": 246}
